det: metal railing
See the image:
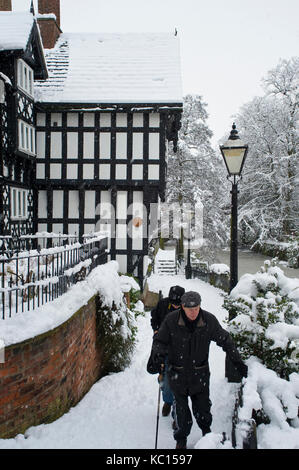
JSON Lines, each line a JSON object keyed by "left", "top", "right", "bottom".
{"left": 0, "top": 232, "right": 80, "bottom": 256}
{"left": 231, "top": 384, "right": 257, "bottom": 449}
{"left": 0, "top": 234, "right": 108, "bottom": 319}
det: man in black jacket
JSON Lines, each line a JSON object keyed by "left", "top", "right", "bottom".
{"left": 151, "top": 291, "right": 248, "bottom": 449}
{"left": 150, "top": 285, "right": 185, "bottom": 417}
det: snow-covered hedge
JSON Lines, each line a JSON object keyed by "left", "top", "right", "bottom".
{"left": 223, "top": 261, "right": 299, "bottom": 446}
{"left": 238, "top": 357, "right": 299, "bottom": 448}
{"left": 224, "top": 260, "right": 299, "bottom": 378}
{"left": 253, "top": 239, "right": 299, "bottom": 268}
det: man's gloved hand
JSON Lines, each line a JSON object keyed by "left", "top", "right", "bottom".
{"left": 153, "top": 354, "right": 165, "bottom": 375}
{"left": 236, "top": 362, "right": 248, "bottom": 378}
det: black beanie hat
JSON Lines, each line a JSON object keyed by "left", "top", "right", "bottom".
{"left": 168, "top": 285, "right": 185, "bottom": 304}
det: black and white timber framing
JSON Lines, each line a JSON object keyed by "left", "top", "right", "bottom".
{"left": 34, "top": 103, "right": 182, "bottom": 281}
{"left": 0, "top": 13, "right": 47, "bottom": 248}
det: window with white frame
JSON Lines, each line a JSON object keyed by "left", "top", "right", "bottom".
{"left": 11, "top": 188, "right": 28, "bottom": 220}
{"left": 18, "top": 120, "right": 35, "bottom": 155}
{"left": 17, "top": 59, "right": 34, "bottom": 97}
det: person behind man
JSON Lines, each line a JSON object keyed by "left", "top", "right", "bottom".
{"left": 151, "top": 291, "right": 248, "bottom": 449}
{"left": 150, "top": 285, "right": 185, "bottom": 417}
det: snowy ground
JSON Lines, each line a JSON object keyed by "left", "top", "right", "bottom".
{"left": 0, "top": 275, "right": 237, "bottom": 450}
{"left": 0, "top": 274, "right": 298, "bottom": 450}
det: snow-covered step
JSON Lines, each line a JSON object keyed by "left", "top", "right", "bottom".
{"left": 154, "top": 248, "right": 176, "bottom": 275}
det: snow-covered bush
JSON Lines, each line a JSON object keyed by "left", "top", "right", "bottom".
{"left": 252, "top": 239, "right": 299, "bottom": 268}
{"left": 237, "top": 357, "right": 299, "bottom": 448}
{"left": 96, "top": 294, "right": 137, "bottom": 375}
{"left": 94, "top": 267, "right": 140, "bottom": 375}
{"left": 119, "top": 274, "right": 143, "bottom": 318}
{"left": 224, "top": 260, "right": 299, "bottom": 378}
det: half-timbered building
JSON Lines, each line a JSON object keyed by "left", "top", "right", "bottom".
{"left": 0, "top": 0, "right": 183, "bottom": 283}
{"left": 0, "top": 3, "right": 47, "bottom": 245}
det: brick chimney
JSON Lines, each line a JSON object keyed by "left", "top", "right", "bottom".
{"left": 37, "top": 0, "right": 62, "bottom": 49}
{"left": 0, "top": 0, "right": 12, "bottom": 11}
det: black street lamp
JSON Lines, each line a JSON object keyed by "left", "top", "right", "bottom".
{"left": 220, "top": 123, "right": 248, "bottom": 298}
{"left": 185, "top": 209, "right": 193, "bottom": 279}
{"left": 185, "top": 237, "right": 192, "bottom": 279}
{"left": 220, "top": 123, "right": 248, "bottom": 383}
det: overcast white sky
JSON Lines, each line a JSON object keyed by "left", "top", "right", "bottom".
{"left": 12, "top": 0, "right": 299, "bottom": 145}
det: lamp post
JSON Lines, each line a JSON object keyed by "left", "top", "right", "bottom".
{"left": 185, "top": 209, "right": 192, "bottom": 279}
{"left": 220, "top": 123, "right": 248, "bottom": 298}
{"left": 220, "top": 123, "right": 248, "bottom": 383}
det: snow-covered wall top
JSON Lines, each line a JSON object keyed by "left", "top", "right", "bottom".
{"left": 35, "top": 32, "right": 183, "bottom": 104}
{"left": 0, "top": 11, "right": 34, "bottom": 51}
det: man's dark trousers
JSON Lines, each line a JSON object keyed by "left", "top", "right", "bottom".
{"left": 172, "top": 387, "right": 212, "bottom": 441}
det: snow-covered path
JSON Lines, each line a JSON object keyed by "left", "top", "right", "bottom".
{"left": 0, "top": 275, "right": 237, "bottom": 450}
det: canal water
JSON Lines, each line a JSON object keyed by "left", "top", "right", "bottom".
{"left": 215, "top": 248, "right": 299, "bottom": 280}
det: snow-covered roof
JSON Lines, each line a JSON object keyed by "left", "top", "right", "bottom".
{"left": 35, "top": 32, "right": 183, "bottom": 104}
{"left": 0, "top": 11, "right": 34, "bottom": 51}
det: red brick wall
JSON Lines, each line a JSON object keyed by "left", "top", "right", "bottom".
{"left": 37, "top": 19, "right": 61, "bottom": 49}
{"left": 0, "top": 295, "right": 103, "bottom": 439}
{"left": 0, "top": 0, "right": 12, "bottom": 11}
{"left": 38, "top": 0, "right": 61, "bottom": 27}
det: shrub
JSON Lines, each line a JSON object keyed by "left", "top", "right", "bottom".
{"left": 224, "top": 260, "right": 299, "bottom": 379}
{"left": 96, "top": 294, "right": 137, "bottom": 375}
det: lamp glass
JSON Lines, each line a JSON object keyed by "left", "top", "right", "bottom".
{"left": 222, "top": 147, "right": 246, "bottom": 175}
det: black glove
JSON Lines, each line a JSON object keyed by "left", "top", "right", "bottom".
{"left": 236, "top": 362, "right": 248, "bottom": 378}
{"left": 146, "top": 352, "right": 164, "bottom": 375}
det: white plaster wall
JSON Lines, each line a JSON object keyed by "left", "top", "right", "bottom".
{"left": 116, "top": 133, "right": 127, "bottom": 159}
{"left": 116, "top": 191, "right": 127, "bottom": 219}
{"left": 50, "top": 163, "right": 61, "bottom": 179}
{"left": 67, "top": 113, "right": 78, "bottom": 126}
{"left": 67, "top": 164, "right": 78, "bottom": 179}
{"left": 67, "top": 133, "right": 78, "bottom": 158}
{"left": 52, "top": 190, "right": 64, "bottom": 218}
{"left": 100, "top": 113, "right": 111, "bottom": 127}
{"left": 116, "top": 224, "right": 127, "bottom": 249}
{"left": 68, "top": 224, "right": 79, "bottom": 235}
{"left": 36, "top": 132, "right": 45, "bottom": 158}
{"left": 133, "top": 113, "right": 143, "bottom": 127}
{"left": 84, "top": 191, "right": 95, "bottom": 218}
{"left": 83, "top": 132, "right": 94, "bottom": 158}
{"left": 36, "top": 163, "right": 45, "bottom": 179}
{"left": 132, "top": 164, "right": 143, "bottom": 180}
{"left": 116, "top": 164, "right": 127, "bottom": 180}
{"left": 38, "top": 190, "right": 47, "bottom": 218}
{"left": 99, "top": 164, "right": 110, "bottom": 179}
{"left": 83, "top": 164, "right": 94, "bottom": 179}
{"left": 132, "top": 191, "right": 143, "bottom": 250}
{"left": 149, "top": 113, "right": 160, "bottom": 127}
{"left": 116, "top": 254, "right": 127, "bottom": 274}
{"left": 68, "top": 190, "right": 79, "bottom": 218}
{"left": 36, "top": 113, "right": 46, "bottom": 126}
{"left": 50, "top": 132, "right": 62, "bottom": 158}
{"left": 99, "top": 133, "right": 111, "bottom": 159}
{"left": 116, "top": 113, "right": 127, "bottom": 127}
{"left": 149, "top": 133, "right": 160, "bottom": 159}
{"left": 52, "top": 223, "right": 63, "bottom": 234}
{"left": 51, "top": 113, "right": 62, "bottom": 126}
{"left": 84, "top": 224, "right": 95, "bottom": 234}
{"left": 83, "top": 113, "right": 95, "bottom": 127}
{"left": 148, "top": 165, "right": 160, "bottom": 180}
{"left": 132, "top": 133, "right": 143, "bottom": 160}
